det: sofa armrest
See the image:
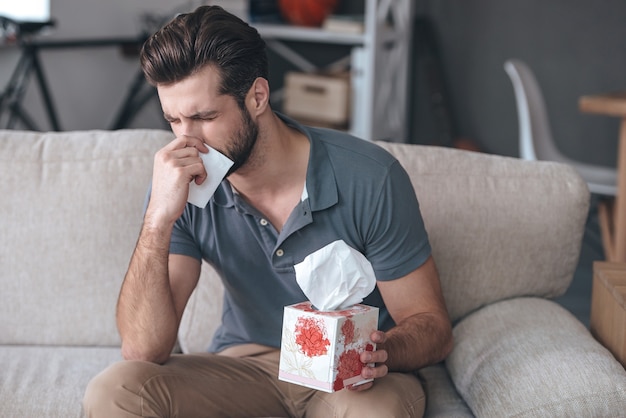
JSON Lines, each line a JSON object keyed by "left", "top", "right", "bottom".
{"left": 446, "top": 297, "right": 626, "bottom": 417}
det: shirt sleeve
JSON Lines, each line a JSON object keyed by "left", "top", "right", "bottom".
{"left": 363, "top": 159, "right": 431, "bottom": 281}
{"left": 169, "top": 207, "right": 203, "bottom": 261}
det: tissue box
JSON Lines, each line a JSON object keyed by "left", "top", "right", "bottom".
{"left": 279, "top": 301, "right": 379, "bottom": 392}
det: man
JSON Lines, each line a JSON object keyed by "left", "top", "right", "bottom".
{"left": 84, "top": 5, "right": 452, "bottom": 417}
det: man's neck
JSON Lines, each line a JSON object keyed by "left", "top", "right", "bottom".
{"left": 228, "top": 113, "right": 310, "bottom": 230}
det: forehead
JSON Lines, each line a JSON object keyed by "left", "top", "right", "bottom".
{"left": 157, "top": 65, "right": 229, "bottom": 113}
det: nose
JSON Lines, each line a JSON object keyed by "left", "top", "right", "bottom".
{"left": 176, "top": 119, "right": 201, "bottom": 140}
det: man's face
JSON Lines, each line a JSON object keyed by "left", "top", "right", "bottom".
{"left": 157, "top": 65, "right": 258, "bottom": 174}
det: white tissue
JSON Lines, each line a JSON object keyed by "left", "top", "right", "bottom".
{"left": 187, "top": 146, "right": 234, "bottom": 209}
{"left": 294, "top": 240, "right": 376, "bottom": 311}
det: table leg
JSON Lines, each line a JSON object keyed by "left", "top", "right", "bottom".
{"left": 613, "top": 118, "right": 626, "bottom": 262}
{"left": 598, "top": 200, "right": 615, "bottom": 261}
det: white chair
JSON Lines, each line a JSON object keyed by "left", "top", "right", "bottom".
{"left": 504, "top": 58, "right": 617, "bottom": 196}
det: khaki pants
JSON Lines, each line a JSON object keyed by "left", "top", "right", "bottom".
{"left": 83, "top": 345, "right": 425, "bottom": 418}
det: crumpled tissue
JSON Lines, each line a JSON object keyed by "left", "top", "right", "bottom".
{"left": 187, "top": 146, "right": 234, "bottom": 209}
{"left": 294, "top": 240, "right": 376, "bottom": 311}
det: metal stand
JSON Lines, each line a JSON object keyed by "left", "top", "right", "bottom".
{"left": 0, "top": 15, "right": 151, "bottom": 131}
{"left": 0, "top": 18, "right": 60, "bottom": 130}
{"left": 109, "top": 68, "right": 157, "bottom": 130}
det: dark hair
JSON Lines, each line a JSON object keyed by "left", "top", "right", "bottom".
{"left": 140, "top": 5, "right": 268, "bottom": 108}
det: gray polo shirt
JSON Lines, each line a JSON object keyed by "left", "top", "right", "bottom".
{"left": 170, "top": 115, "right": 431, "bottom": 353}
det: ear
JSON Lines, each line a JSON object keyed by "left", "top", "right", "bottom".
{"left": 246, "top": 77, "right": 270, "bottom": 116}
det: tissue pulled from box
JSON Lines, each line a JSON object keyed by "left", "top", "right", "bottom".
{"left": 294, "top": 240, "right": 376, "bottom": 310}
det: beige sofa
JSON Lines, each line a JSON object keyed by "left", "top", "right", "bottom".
{"left": 1, "top": 128, "right": 625, "bottom": 417}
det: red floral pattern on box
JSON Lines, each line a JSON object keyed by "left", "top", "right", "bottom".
{"left": 332, "top": 343, "right": 374, "bottom": 391}
{"left": 341, "top": 318, "right": 355, "bottom": 344}
{"left": 295, "top": 316, "right": 330, "bottom": 357}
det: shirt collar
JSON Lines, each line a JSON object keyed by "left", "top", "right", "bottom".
{"left": 212, "top": 113, "right": 338, "bottom": 212}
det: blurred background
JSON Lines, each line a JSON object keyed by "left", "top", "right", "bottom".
{"left": 0, "top": 0, "right": 624, "bottom": 166}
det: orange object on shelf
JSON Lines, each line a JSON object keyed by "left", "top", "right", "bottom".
{"left": 278, "top": 0, "right": 339, "bottom": 27}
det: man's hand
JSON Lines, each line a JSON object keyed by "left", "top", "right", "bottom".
{"left": 147, "top": 135, "right": 209, "bottom": 225}
{"left": 348, "top": 330, "right": 389, "bottom": 391}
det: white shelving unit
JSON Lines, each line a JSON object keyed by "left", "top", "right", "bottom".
{"left": 253, "top": 0, "right": 414, "bottom": 142}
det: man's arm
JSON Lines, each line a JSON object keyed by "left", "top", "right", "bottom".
{"left": 118, "top": 246, "right": 200, "bottom": 364}
{"left": 354, "top": 256, "right": 452, "bottom": 390}
{"left": 376, "top": 256, "right": 453, "bottom": 371}
{"left": 117, "top": 135, "right": 209, "bottom": 364}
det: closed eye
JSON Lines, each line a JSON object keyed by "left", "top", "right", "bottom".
{"left": 191, "top": 115, "right": 212, "bottom": 121}
{"left": 163, "top": 114, "right": 179, "bottom": 124}
{"left": 190, "top": 111, "right": 218, "bottom": 121}
{"left": 162, "top": 111, "right": 218, "bottom": 124}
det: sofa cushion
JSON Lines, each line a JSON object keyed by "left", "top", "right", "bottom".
{"left": 375, "top": 142, "right": 589, "bottom": 322}
{"left": 0, "top": 129, "right": 172, "bottom": 346}
{"left": 0, "top": 345, "right": 122, "bottom": 417}
{"left": 446, "top": 297, "right": 626, "bottom": 417}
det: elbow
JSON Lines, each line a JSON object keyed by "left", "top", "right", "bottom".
{"left": 121, "top": 342, "right": 170, "bottom": 364}
{"left": 440, "top": 329, "right": 454, "bottom": 361}
{"left": 435, "top": 315, "right": 454, "bottom": 363}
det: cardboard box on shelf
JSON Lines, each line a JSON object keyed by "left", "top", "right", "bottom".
{"left": 283, "top": 72, "right": 350, "bottom": 128}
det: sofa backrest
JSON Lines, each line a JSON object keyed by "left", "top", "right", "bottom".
{"left": 178, "top": 141, "right": 590, "bottom": 352}
{"left": 376, "top": 141, "right": 590, "bottom": 321}
{"left": 0, "top": 129, "right": 173, "bottom": 346}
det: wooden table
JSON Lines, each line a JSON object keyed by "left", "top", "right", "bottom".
{"left": 580, "top": 92, "right": 626, "bottom": 262}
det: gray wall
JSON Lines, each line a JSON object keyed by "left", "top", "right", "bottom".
{"left": 413, "top": 0, "right": 626, "bottom": 168}
{"left": 5, "top": 0, "right": 626, "bottom": 168}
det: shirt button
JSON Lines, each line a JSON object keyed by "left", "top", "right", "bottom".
{"left": 276, "top": 249, "right": 284, "bottom": 257}
{"left": 260, "top": 218, "right": 268, "bottom": 226}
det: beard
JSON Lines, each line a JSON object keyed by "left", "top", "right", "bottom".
{"left": 224, "top": 105, "right": 259, "bottom": 176}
